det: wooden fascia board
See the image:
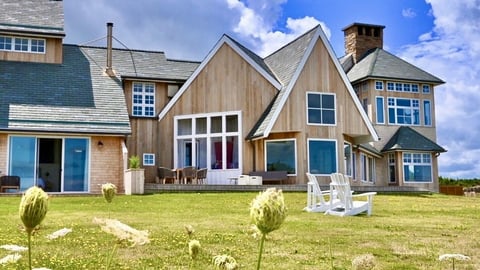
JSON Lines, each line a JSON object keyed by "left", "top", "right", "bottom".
{"left": 158, "top": 35, "right": 281, "bottom": 121}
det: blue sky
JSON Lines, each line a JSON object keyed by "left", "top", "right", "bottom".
{"left": 64, "top": 0, "right": 480, "bottom": 179}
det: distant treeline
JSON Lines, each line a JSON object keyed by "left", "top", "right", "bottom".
{"left": 439, "top": 176, "right": 480, "bottom": 187}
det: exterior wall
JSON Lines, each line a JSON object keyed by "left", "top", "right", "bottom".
{"left": 270, "top": 39, "right": 374, "bottom": 185}
{"left": 88, "top": 136, "right": 125, "bottom": 194}
{"left": 0, "top": 37, "right": 63, "bottom": 64}
{"left": 354, "top": 79, "right": 441, "bottom": 191}
{"left": 123, "top": 80, "right": 182, "bottom": 182}
{"left": 0, "top": 134, "right": 7, "bottom": 176}
{"left": 159, "top": 43, "right": 278, "bottom": 176}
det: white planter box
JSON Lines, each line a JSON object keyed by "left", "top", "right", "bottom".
{"left": 124, "top": 169, "right": 145, "bottom": 195}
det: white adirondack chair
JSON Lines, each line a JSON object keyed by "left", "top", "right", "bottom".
{"left": 304, "top": 173, "right": 341, "bottom": 212}
{"left": 325, "top": 173, "right": 377, "bottom": 216}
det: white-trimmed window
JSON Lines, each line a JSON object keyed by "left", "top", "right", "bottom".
{"left": 422, "top": 84, "right": 431, "bottom": 94}
{"left": 175, "top": 112, "right": 241, "bottom": 170}
{"left": 388, "top": 153, "right": 396, "bottom": 183}
{"left": 375, "top": 81, "right": 384, "bottom": 91}
{"left": 344, "top": 142, "right": 352, "bottom": 176}
{"left": 360, "top": 153, "right": 375, "bottom": 183}
{"left": 412, "top": 84, "right": 419, "bottom": 92}
{"left": 388, "top": 97, "right": 420, "bottom": 125}
{"left": 308, "top": 139, "right": 337, "bottom": 175}
{"left": 307, "top": 92, "right": 336, "bottom": 125}
{"left": 387, "top": 82, "right": 394, "bottom": 91}
{"left": 143, "top": 153, "right": 155, "bottom": 166}
{"left": 265, "top": 139, "right": 296, "bottom": 175}
{"left": 403, "top": 152, "right": 432, "bottom": 182}
{"left": 423, "top": 100, "right": 432, "bottom": 126}
{"left": 132, "top": 82, "right": 155, "bottom": 117}
{"left": 0, "top": 35, "right": 45, "bottom": 53}
{"left": 376, "top": 96, "right": 385, "bottom": 124}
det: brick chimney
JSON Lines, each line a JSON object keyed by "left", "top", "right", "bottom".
{"left": 342, "top": 23, "right": 385, "bottom": 63}
{"left": 105, "top": 22, "right": 115, "bottom": 77}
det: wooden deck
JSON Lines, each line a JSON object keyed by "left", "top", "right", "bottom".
{"left": 145, "top": 183, "right": 433, "bottom": 194}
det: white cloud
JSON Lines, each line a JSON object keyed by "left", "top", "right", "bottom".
{"left": 226, "top": 0, "right": 330, "bottom": 57}
{"left": 399, "top": 0, "right": 480, "bottom": 178}
{"left": 402, "top": 8, "right": 417, "bottom": 18}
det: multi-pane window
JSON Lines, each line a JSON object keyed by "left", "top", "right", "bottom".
{"left": 143, "top": 153, "right": 155, "bottom": 166}
{"left": 424, "top": 100, "right": 432, "bottom": 126}
{"left": 307, "top": 92, "right": 335, "bottom": 125}
{"left": 376, "top": 96, "right": 384, "bottom": 124}
{"left": 308, "top": 139, "right": 337, "bottom": 175}
{"left": 0, "top": 35, "right": 45, "bottom": 53}
{"left": 386, "top": 81, "right": 420, "bottom": 93}
{"left": 360, "top": 153, "right": 375, "bottom": 182}
{"left": 403, "top": 153, "right": 432, "bottom": 182}
{"left": 266, "top": 140, "right": 296, "bottom": 174}
{"left": 375, "top": 81, "right": 383, "bottom": 90}
{"left": 388, "top": 153, "right": 396, "bottom": 183}
{"left": 132, "top": 82, "right": 155, "bottom": 117}
{"left": 422, "top": 84, "right": 431, "bottom": 93}
{"left": 344, "top": 143, "right": 352, "bottom": 176}
{"left": 388, "top": 98, "right": 420, "bottom": 125}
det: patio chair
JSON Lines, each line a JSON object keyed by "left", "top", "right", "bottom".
{"left": 0, "top": 175, "right": 20, "bottom": 192}
{"left": 325, "top": 173, "right": 377, "bottom": 216}
{"left": 304, "top": 173, "right": 340, "bottom": 212}
{"left": 157, "top": 167, "right": 177, "bottom": 184}
{"left": 181, "top": 166, "right": 197, "bottom": 184}
{"left": 195, "top": 168, "right": 208, "bottom": 184}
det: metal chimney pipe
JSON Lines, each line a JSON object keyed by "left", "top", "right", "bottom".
{"left": 106, "top": 22, "right": 114, "bottom": 76}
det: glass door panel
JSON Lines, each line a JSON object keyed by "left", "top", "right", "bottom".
{"left": 9, "top": 136, "right": 36, "bottom": 190}
{"left": 63, "top": 138, "right": 89, "bottom": 192}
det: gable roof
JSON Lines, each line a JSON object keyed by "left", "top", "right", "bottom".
{"left": 79, "top": 46, "right": 200, "bottom": 81}
{"left": 0, "top": 0, "right": 65, "bottom": 37}
{"left": 158, "top": 25, "right": 379, "bottom": 143}
{"left": 344, "top": 48, "right": 445, "bottom": 85}
{"left": 381, "top": 126, "right": 446, "bottom": 153}
{"left": 0, "top": 45, "right": 130, "bottom": 135}
{"left": 247, "top": 25, "right": 379, "bottom": 142}
{"left": 158, "top": 34, "right": 282, "bottom": 120}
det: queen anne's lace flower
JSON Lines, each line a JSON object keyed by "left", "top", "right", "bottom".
{"left": 0, "top": 253, "right": 22, "bottom": 265}
{"left": 19, "top": 186, "right": 49, "bottom": 233}
{"left": 250, "top": 188, "right": 287, "bottom": 235}
{"left": 188, "top": 240, "right": 201, "bottom": 259}
{"left": 212, "top": 254, "right": 238, "bottom": 270}
{"left": 352, "top": 254, "right": 376, "bottom": 270}
{"left": 93, "top": 217, "right": 150, "bottom": 246}
{"left": 0, "top": 245, "right": 28, "bottom": 252}
{"left": 46, "top": 228, "right": 73, "bottom": 240}
{"left": 102, "top": 183, "right": 117, "bottom": 203}
{"left": 439, "top": 253, "right": 471, "bottom": 261}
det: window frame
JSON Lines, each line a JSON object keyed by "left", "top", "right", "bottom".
{"left": 422, "top": 84, "right": 431, "bottom": 94}
{"left": 387, "top": 97, "right": 420, "bottom": 125}
{"left": 265, "top": 139, "right": 297, "bottom": 175}
{"left": 423, "top": 99, "right": 432, "bottom": 126}
{"left": 143, "top": 153, "right": 155, "bottom": 166}
{"left": 403, "top": 152, "right": 433, "bottom": 183}
{"left": 375, "top": 81, "right": 384, "bottom": 91}
{"left": 132, "top": 82, "right": 156, "bottom": 117}
{"left": 307, "top": 138, "right": 337, "bottom": 176}
{"left": 306, "top": 92, "right": 336, "bottom": 126}
{"left": 0, "top": 35, "right": 45, "bottom": 54}
{"left": 375, "top": 96, "right": 385, "bottom": 124}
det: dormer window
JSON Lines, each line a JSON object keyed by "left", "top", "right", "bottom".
{"left": 0, "top": 35, "right": 45, "bottom": 53}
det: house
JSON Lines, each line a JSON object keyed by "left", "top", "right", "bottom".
{"left": 1, "top": 1, "right": 445, "bottom": 193}
{"left": 340, "top": 23, "right": 446, "bottom": 191}
{"left": 0, "top": 0, "right": 132, "bottom": 193}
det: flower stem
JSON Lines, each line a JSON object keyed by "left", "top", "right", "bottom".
{"left": 256, "top": 233, "right": 266, "bottom": 270}
{"left": 27, "top": 231, "right": 32, "bottom": 270}
{"left": 106, "top": 243, "right": 118, "bottom": 270}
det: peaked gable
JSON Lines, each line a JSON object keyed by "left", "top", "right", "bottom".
{"left": 249, "top": 25, "right": 379, "bottom": 142}
{"left": 158, "top": 35, "right": 281, "bottom": 121}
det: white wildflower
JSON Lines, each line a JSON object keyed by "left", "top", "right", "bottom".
{"left": 93, "top": 217, "right": 150, "bottom": 246}
{"left": 352, "top": 253, "right": 376, "bottom": 270}
{"left": 439, "top": 253, "right": 471, "bottom": 261}
{"left": 0, "top": 244, "right": 28, "bottom": 252}
{"left": 212, "top": 254, "right": 238, "bottom": 270}
{"left": 0, "top": 253, "right": 22, "bottom": 264}
{"left": 46, "top": 228, "right": 73, "bottom": 240}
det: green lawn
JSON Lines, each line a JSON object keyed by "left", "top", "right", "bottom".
{"left": 0, "top": 192, "right": 479, "bottom": 269}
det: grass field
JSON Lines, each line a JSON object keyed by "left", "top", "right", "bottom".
{"left": 0, "top": 192, "right": 479, "bottom": 269}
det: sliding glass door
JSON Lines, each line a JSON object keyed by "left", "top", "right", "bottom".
{"left": 8, "top": 136, "right": 89, "bottom": 192}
